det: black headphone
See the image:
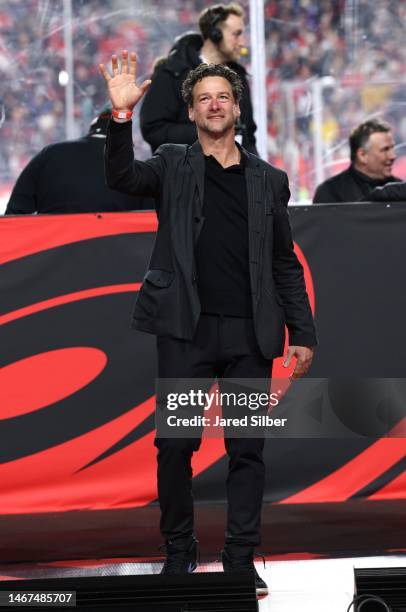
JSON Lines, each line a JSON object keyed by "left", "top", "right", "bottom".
{"left": 207, "top": 8, "right": 226, "bottom": 44}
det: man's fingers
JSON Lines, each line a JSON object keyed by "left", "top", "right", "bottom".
{"left": 291, "top": 355, "right": 313, "bottom": 380}
{"left": 285, "top": 346, "right": 314, "bottom": 380}
{"left": 292, "top": 363, "right": 306, "bottom": 379}
{"left": 100, "top": 51, "right": 148, "bottom": 109}
{"left": 99, "top": 63, "right": 111, "bottom": 82}
{"left": 111, "top": 54, "right": 119, "bottom": 76}
{"left": 121, "top": 49, "right": 129, "bottom": 74}
{"left": 129, "top": 51, "right": 137, "bottom": 76}
{"left": 283, "top": 347, "right": 294, "bottom": 368}
{"left": 291, "top": 366, "right": 304, "bottom": 380}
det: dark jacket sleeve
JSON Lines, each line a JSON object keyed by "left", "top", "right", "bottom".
{"left": 364, "top": 181, "right": 406, "bottom": 202}
{"left": 140, "top": 68, "right": 197, "bottom": 151}
{"left": 239, "top": 76, "right": 258, "bottom": 156}
{"left": 313, "top": 179, "right": 338, "bottom": 204}
{"left": 272, "top": 172, "right": 317, "bottom": 347}
{"left": 105, "top": 120, "right": 165, "bottom": 200}
{"left": 5, "top": 150, "right": 46, "bottom": 214}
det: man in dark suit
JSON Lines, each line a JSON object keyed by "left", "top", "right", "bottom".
{"left": 100, "top": 50, "right": 316, "bottom": 595}
{"left": 313, "top": 118, "right": 400, "bottom": 204}
{"left": 5, "top": 108, "right": 150, "bottom": 215}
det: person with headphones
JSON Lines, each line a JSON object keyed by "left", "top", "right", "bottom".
{"left": 140, "top": 3, "right": 258, "bottom": 155}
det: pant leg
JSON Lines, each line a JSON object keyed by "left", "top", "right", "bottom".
{"left": 155, "top": 437, "right": 201, "bottom": 540}
{"left": 154, "top": 315, "right": 217, "bottom": 541}
{"left": 217, "top": 317, "right": 273, "bottom": 548}
{"left": 223, "top": 433, "right": 265, "bottom": 547}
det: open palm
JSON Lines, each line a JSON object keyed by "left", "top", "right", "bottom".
{"left": 99, "top": 50, "right": 151, "bottom": 112}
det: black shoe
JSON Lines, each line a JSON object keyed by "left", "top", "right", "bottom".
{"left": 160, "top": 536, "right": 198, "bottom": 575}
{"left": 221, "top": 548, "right": 268, "bottom": 596}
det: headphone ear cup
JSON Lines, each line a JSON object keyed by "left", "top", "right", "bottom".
{"left": 209, "top": 26, "right": 223, "bottom": 44}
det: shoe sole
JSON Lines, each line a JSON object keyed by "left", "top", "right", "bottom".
{"left": 256, "top": 586, "right": 269, "bottom": 596}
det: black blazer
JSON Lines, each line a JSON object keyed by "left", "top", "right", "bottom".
{"left": 313, "top": 165, "right": 401, "bottom": 204}
{"left": 105, "top": 121, "right": 317, "bottom": 359}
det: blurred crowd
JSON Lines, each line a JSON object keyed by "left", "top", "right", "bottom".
{"left": 265, "top": 0, "right": 405, "bottom": 81}
{"left": 264, "top": 0, "right": 406, "bottom": 198}
{"left": 0, "top": 0, "right": 405, "bottom": 202}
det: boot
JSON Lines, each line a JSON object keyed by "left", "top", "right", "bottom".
{"left": 221, "top": 546, "right": 268, "bottom": 596}
{"left": 160, "top": 535, "right": 198, "bottom": 575}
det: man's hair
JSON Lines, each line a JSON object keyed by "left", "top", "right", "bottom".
{"left": 349, "top": 118, "right": 392, "bottom": 162}
{"left": 199, "top": 3, "right": 244, "bottom": 41}
{"left": 181, "top": 63, "right": 243, "bottom": 107}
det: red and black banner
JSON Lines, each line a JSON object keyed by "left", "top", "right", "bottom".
{"left": 0, "top": 205, "right": 405, "bottom": 514}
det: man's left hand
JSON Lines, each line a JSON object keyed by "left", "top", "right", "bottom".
{"left": 283, "top": 345, "right": 314, "bottom": 379}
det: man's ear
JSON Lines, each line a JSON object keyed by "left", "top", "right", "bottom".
{"left": 357, "top": 147, "right": 368, "bottom": 165}
{"left": 234, "top": 103, "right": 241, "bottom": 119}
{"left": 188, "top": 106, "right": 195, "bottom": 122}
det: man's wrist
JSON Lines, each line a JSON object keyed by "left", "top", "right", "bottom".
{"left": 112, "top": 109, "right": 133, "bottom": 122}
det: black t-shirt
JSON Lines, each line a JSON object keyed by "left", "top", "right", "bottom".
{"left": 195, "top": 152, "right": 252, "bottom": 317}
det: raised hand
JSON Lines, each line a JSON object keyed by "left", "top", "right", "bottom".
{"left": 99, "top": 50, "right": 151, "bottom": 112}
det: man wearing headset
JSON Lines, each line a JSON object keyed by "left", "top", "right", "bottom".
{"left": 140, "top": 3, "right": 258, "bottom": 155}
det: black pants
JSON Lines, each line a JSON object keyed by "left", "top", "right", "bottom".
{"left": 154, "top": 314, "right": 273, "bottom": 547}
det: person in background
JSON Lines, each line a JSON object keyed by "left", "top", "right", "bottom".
{"left": 5, "top": 107, "right": 151, "bottom": 215}
{"left": 313, "top": 118, "right": 401, "bottom": 204}
{"left": 140, "top": 3, "right": 257, "bottom": 155}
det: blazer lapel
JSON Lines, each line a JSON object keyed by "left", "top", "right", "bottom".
{"left": 188, "top": 141, "right": 205, "bottom": 216}
{"left": 245, "top": 156, "right": 265, "bottom": 302}
{"left": 187, "top": 141, "right": 206, "bottom": 243}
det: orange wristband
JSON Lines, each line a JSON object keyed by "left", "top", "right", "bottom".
{"left": 112, "top": 109, "right": 133, "bottom": 120}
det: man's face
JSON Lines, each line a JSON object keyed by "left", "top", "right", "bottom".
{"left": 357, "top": 131, "right": 396, "bottom": 179}
{"left": 218, "top": 14, "right": 245, "bottom": 62}
{"left": 188, "top": 76, "right": 240, "bottom": 136}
